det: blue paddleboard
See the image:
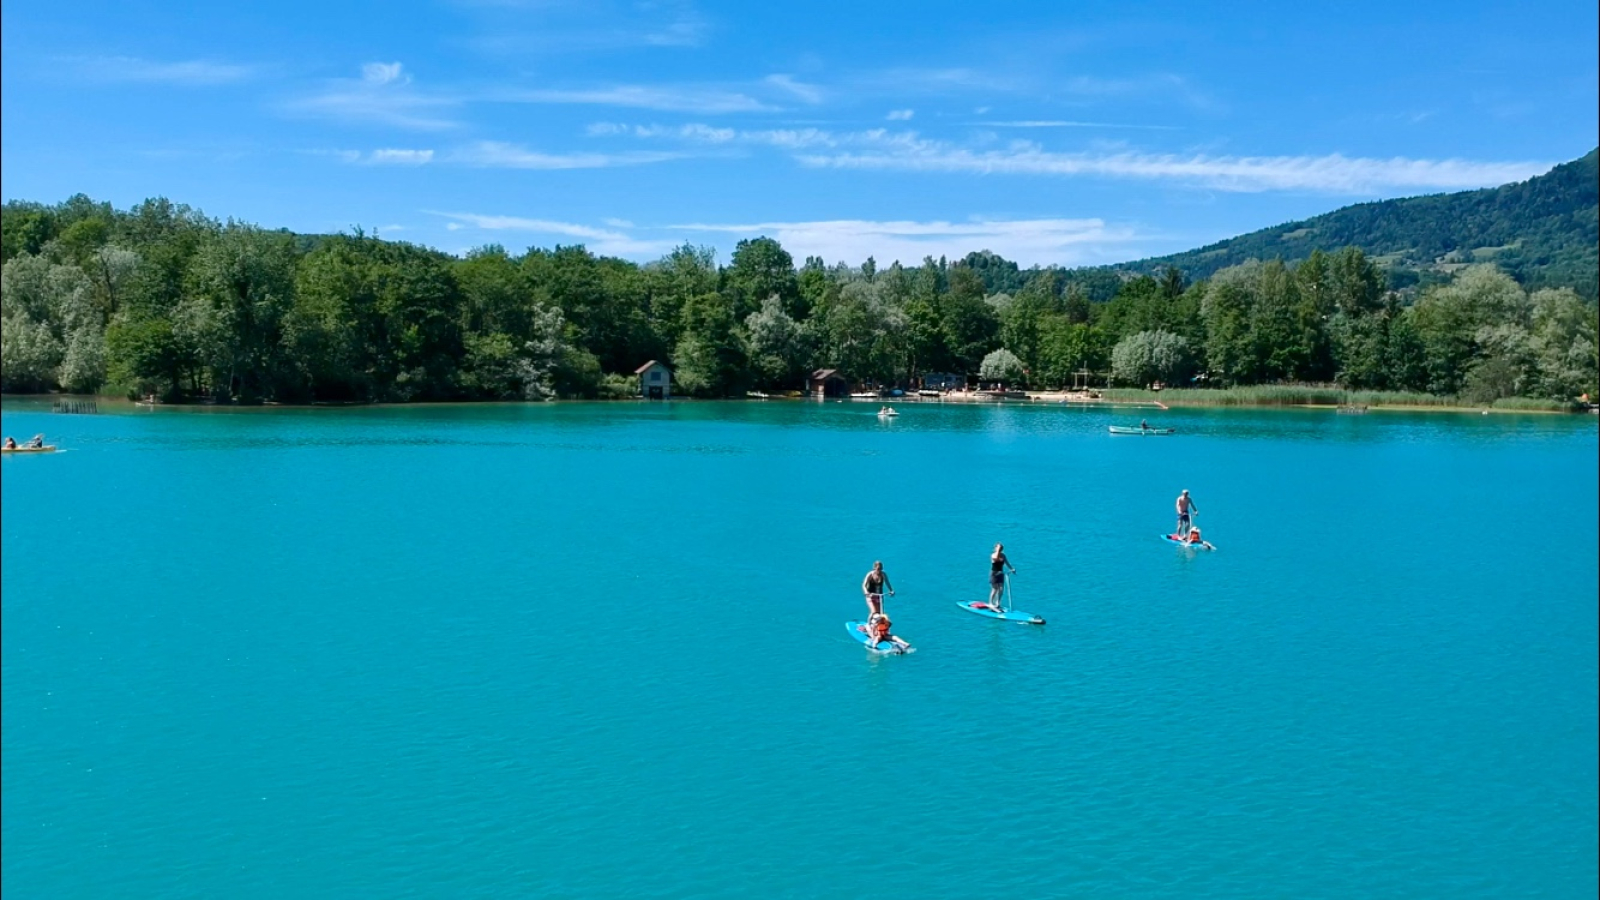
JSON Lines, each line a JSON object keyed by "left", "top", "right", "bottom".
{"left": 1162, "top": 533, "right": 1216, "bottom": 550}
{"left": 846, "top": 621, "right": 912, "bottom": 654}
{"left": 955, "top": 600, "right": 1045, "bottom": 625}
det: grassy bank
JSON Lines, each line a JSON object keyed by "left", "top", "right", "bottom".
{"left": 1097, "top": 386, "right": 1584, "bottom": 412}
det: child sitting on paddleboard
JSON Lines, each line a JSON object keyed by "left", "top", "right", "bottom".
{"left": 866, "top": 613, "right": 911, "bottom": 653}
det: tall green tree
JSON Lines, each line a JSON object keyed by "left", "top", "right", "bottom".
{"left": 1111, "top": 330, "right": 1193, "bottom": 386}
{"left": 724, "top": 236, "right": 799, "bottom": 320}
{"left": 179, "top": 224, "right": 298, "bottom": 400}
{"left": 674, "top": 292, "right": 748, "bottom": 397}
{"left": 745, "top": 296, "right": 810, "bottom": 390}
{"left": 940, "top": 267, "right": 999, "bottom": 373}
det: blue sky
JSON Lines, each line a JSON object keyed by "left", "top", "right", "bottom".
{"left": 3, "top": 0, "right": 1596, "bottom": 268}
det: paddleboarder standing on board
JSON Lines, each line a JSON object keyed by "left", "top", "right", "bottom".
{"left": 1175, "top": 489, "right": 1198, "bottom": 536}
{"left": 863, "top": 561, "right": 895, "bottom": 616}
{"left": 989, "top": 543, "right": 1017, "bottom": 609}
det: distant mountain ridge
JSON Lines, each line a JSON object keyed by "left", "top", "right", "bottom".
{"left": 1116, "top": 148, "right": 1599, "bottom": 300}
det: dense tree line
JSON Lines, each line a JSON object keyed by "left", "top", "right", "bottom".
{"left": 3, "top": 195, "right": 1596, "bottom": 404}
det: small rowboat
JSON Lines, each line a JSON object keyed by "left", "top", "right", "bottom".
{"left": 1109, "top": 425, "right": 1174, "bottom": 435}
{"left": 1, "top": 445, "right": 59, "bottom": 454}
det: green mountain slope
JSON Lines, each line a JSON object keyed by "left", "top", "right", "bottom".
{"left": 1120, "top": 148, "right": 1598, "bottom": 299}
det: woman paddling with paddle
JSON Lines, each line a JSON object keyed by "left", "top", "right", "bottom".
{"left": 862, "top": 560, "right": 895, "bottom": 617}
{"left": 988, "top": 543, "right": 1017, "bottom": 610}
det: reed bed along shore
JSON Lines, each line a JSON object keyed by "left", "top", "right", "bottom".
{"left": 1096, "top": 386, "right": 1585, "bottom": 412}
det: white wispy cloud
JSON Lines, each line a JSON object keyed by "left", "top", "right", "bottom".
{"left": 428, "top": 211, "right": 679, "bottom": 255}
{"left": 797, "top": 144, "right": 1553, "bottom": 193}
{"left": 67, "top": 56, "right": 257, "bottom": 85}
{"left": 448, "top": 141, "right": 684, "bottom": 169}
{"left": 979, "top": 120, "right": 1179, "bottom": 130}
{"left": 588, "top": 120, "right": 1548, "bottom": 193}
{"left": 499, "top": 85, "right": 776, "bottom": 113}
{"left": 456, "top": 0, "right": 710, "bottom": 53}
{"left": 765, "top": 74, "right": 825, "bottom": 104}
{"left": 641, "top": 6, "right": 710, "bottom": 47}
{"left": 586, "top": 122, "right": 835, "bottom": 148}
{"left": 432, "top": 211, "right": 626, "bottom": 240}
{"left": 1047, "top": 74, "right": 1219, "bottom": 111}
{"left": 286, "top": 62, "right": 459, "bottom": 130}
{"left": 366, "top": 148, "right": 436, "bottom": 165}
{"left": 428, "top": 211, "right": 1146, "bottom": 266}
{"left": 866, "top": 66, "right": 1029, "bottom": 94}
{"left": 886, "top": 109, "right": 915, "bottom": 121}
{"left": 668, "top": 218, "right": 1146, "bottom": 267}
{"left": 361, "top": 62, "right": 406, "bottom": 85}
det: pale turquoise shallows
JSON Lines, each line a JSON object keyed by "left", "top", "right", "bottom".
{"left": 3, "top": 399, "right": 1596, "bottom": 899}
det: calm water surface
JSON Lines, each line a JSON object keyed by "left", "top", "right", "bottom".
{"left": 3, "top": 399, "right": 1596, "bottom": 898}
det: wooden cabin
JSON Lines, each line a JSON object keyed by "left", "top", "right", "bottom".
{"left": 635, "top": 360, "right": 672, "bottom": 399}
{"left": 809, "top": 369, "right": 849, "bottom": 399}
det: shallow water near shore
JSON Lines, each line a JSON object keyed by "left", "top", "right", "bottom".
{"left": 3, "top": 398, "right": 1596, "bottom": 898}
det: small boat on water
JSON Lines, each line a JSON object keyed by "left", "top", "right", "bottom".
{"left": 877, "top": 406, "right": 899, "bottom": 418}
{"left": 1109, "top": 425, "right": 1175, "bottom": 435}
{"left": 850, "top": 392, "right": 881, "bottom": 400}
{"left": 2, "top": 445, "right": 59, "bottom": 454}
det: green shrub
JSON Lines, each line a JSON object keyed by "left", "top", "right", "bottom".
{"left": 598, "top": 373, "right": 637, "bottom": 399}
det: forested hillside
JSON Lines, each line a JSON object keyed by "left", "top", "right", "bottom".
{"left": 1120, "top": 149, "right": 1599, "bottom": 300}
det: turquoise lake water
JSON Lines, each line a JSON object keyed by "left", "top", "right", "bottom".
{"left": 3, "top": 399, "right": 1596, "bottom": 898}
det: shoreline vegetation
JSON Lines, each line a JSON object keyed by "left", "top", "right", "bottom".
{"left": 4, "top": 183, "right": 1596, "bottom": 412}
{"left": 4, "top": 387, "right": 1591, "bottom": 415}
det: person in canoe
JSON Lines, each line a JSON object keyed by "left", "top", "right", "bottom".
{"left": 25, "top": 434, "right": 45, "bottom": 449}
{"left": 862, "top": 560, "right": 895, "bottom": 617}
{"left": 1175, "top": 489, "right": 1198, "bottom": 535}
{"left": 3, "top": 437, "right": 16, "bottom": 449}
{"left": 866, "top": 613, "right": 912, "bottom": 653}
{"left": 988, "top": 543, "right": 1017, "bottom": 609}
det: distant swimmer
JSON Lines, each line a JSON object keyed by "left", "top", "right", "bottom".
{"left": 1175, "top": 489, "right": 1198, "bottom": 535}
{"left": 989, "top": 543, "right": 1017, "bottom": 609}
{"left": 1186, "top": 527, "right": 1214, "bottom": 550}
{"left": 862, "top": 560, "right": 895, "bottom": 616}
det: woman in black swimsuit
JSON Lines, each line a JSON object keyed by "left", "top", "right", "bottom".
{"left": 862, "top": 560, "right": 894, "bottom": 616}
{"left": 989, "top": 543, "right": 1016, "bottom": 609}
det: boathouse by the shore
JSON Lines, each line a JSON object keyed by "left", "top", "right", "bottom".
{"left": 808, "top": 369, "right": 850, "bottom": 399}
{"left": 635, "top": 360, "right": 672, "bottom": 399}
